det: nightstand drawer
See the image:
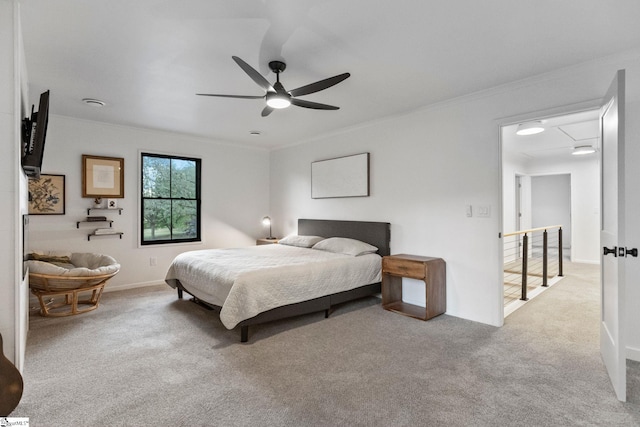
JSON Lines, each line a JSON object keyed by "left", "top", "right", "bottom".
{"left": 256, "top": 238, "right": 279, "bottom": 245}
{"left": 382, "top": 258, "right": 425, "bottom": 279}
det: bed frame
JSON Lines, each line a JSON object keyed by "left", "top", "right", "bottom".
{"left": 175, "top": 218, "right": 391, "bottom": 342}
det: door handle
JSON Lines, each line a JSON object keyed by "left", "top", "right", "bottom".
{"left": 603, "top": 246, "right": 638, "bottom": 257}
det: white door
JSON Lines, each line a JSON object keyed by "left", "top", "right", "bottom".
{"left": 600, "top": 69, "right": 626, "bottom": 402}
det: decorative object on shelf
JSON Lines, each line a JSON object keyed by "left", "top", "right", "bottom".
{"left": 89, "top": 227, "right": 123, "bottom": 240}
{"left": 262, "top": 216, "right": 276, "bottom": 240}
{"left": 311, "top": 152, "right": 369, "bottom": 199}
{"left": 28, "top": 174, "right": 65, "bottom": 215}
{"left": 82, "top": 154, "right": 124, "bottom": 198}
{"left": 107, "top": 198, "right": 118, "bottom": 209}
{"left": 93, "top": 228, "right": 119, "bottom": 235}
{"left": 88, "top": 231, "right": 123, "bottom": 241}
{"left": 93, "top": 197, "right": 103, "bottom": 209}
{"left": 77, "top": 218, "right": 113, "bottom": 229}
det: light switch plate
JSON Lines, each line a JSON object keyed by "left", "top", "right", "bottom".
{"left": 476, "top": 205, "right": 491, "bottom": 218}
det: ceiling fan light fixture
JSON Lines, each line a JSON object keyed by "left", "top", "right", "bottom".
{"left": 516, "top": 121, "right": 545, "bottom": 136}
{"left": 572, "top": 145, "right": 596, "bottom": 155}
{"left": 266, "top": 92, "right": 291, "bottom": 109}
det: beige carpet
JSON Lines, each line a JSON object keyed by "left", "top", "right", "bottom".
{"left": 13, "top": 262, "right": 640, "bottom": 426}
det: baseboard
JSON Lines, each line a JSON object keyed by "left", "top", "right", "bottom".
{"left": 571, "top": 259, "right": 600, "bottom": 265}
{"left": 626, "top": 346, "right": 640, "bottom": 362}
{"left": 104, "top": 280, "right": 166, "bottom": 293}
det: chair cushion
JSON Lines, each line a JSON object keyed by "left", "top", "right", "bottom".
{"left": 27, "top": 252, "right": 120, "bottom": 277}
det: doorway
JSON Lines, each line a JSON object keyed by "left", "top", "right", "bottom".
{"left": 501, "top": 108, "right": 601, "bottom": 314}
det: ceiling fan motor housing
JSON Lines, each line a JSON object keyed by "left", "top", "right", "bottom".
{"left": 269, "top": 61, "right": 287, "bottom": 74}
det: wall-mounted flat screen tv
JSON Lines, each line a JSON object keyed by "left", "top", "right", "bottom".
{"left": 22, "top": 90, "right": 50, "bottom": 179}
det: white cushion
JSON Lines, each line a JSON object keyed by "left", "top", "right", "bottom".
{"left": 311, "top": 237, "right": 378, "bottom": 256}
{"left": 278, "top": 235, "right": 325, "bottom": 248}
{"left": 27, "top": 252, "right": 120, "bottom": 277}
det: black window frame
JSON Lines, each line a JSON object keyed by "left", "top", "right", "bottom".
{"left": 140, "top": 152, "right": 201, "bottom": 245}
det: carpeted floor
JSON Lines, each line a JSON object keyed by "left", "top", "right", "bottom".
{"left": 13, "top": 262, "right": 640, "bottom": 426}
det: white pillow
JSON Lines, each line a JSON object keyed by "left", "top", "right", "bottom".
{"left": 312, "top": 237, "right": 378, "bottom": 256}
{"left": 278, "top": 235, "right": 325, "bottom": 248}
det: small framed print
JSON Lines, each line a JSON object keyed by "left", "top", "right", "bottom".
{"left": 82, "top": 155, "right": 124, "bottom": 198}
{"left": 29, "top": 174, "right": 65, "bottom": 215}
{"left": 107, "top": 199, "right": 118, "bottom": 209}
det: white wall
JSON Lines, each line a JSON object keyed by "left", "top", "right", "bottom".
{"left": 531, "top": 174, "right": 571, "bottom": 246}
{"left": 527, "top": 156, "right": 600, "bottom": 263}
{"left": 270, "top": 49, "right": 640, "bottom": 346}
{"left": 0, "top": 0, "right": 29, "bottom": 369}
{"left": 28, "top": 115, "right": 271, "bottom": 289}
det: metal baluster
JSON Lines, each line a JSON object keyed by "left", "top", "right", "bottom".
{"left": 521, "top": 233, "right": 529, "bottom": 301}
{"left": 558, "top": 227, "right": 563, "bottom": 277}
{"left": 542, "top": 229, "right": 548, "bottom": 287}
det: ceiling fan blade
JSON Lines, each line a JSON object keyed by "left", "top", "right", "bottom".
{"left": 289, "top": 73, "right": 350, "bottom": 97}
{"left": 261, "top": 106, "right": 274, "bottom": 117}
{"left": 232, "top": 56, "right": 274, "bottom": 92}
{"left": 290, "top": 98, "right": 339, "bottom": 110}
{"left": 196, "top": 93, "right": 264, "bottom": 99}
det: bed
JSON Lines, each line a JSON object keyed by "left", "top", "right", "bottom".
{"left": 165, "top": 219, "right": 390, "bottom": 342}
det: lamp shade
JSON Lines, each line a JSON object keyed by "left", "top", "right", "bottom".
{"left": 262, "top": 216, "right": 275, "bottom": 239}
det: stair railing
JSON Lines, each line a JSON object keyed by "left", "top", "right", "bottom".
{"left": 503, "top": 225, "right": 563, "bottom": 302}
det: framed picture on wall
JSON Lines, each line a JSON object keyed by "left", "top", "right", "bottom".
{"left": 311, "top": 152, "right": 370, "bottom": 199}
{"left": 28, "top": 174, "right": 66, "bottom": 215}
{"left": 82, "top": 155, "right": 125, "bottom": 198}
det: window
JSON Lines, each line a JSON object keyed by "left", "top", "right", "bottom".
{"left": 141, "top": 152, "right": 201, "bottom": 245}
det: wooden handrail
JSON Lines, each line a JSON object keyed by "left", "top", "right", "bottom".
{"left": 503, "top": 225, "right": 562, "bottom": 238}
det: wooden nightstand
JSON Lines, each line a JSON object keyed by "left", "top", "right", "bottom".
{"left": 381, "top": 254, "right": 446, "bottom": 320}
{"left": 256, "top": 238, "right": 279, "bottom": 245}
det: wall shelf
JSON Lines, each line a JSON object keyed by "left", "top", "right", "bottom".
{"left": 80, "top": 208, "right": 123, "bottom": 240}
{"left": 87, "top": 208, "right": 123, "bottom": 215}
{"left": 87, "top": 232, "right": 123, "bottom": 241}
{"left": 77, "top": 220, "right": 113, "bottom": 228}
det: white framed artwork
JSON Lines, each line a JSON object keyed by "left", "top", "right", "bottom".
{"left": 311, "top": 153, "right": 370, "bottom": 199}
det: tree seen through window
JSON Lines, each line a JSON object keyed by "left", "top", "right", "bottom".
{"left": 141, "top": 153, "right": 201, "bottom": 244}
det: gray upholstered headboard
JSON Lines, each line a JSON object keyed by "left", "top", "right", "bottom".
{"left": 298, "top": 219, "right": 391, "bottom": 257}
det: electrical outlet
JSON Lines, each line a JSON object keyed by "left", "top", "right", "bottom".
{"left": 150, "top": 257, "right": 157, "bottom": 267}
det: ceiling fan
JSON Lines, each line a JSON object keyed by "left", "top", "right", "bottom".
{"left": 197, "top": 56, "right": 350, "bottom": 117}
